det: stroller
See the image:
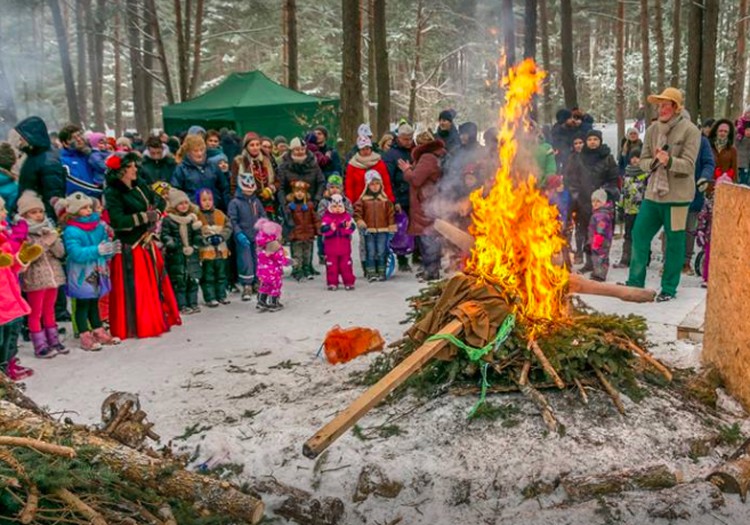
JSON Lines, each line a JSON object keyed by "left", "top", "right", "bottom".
{"left": 693, "top": 183, "right": 714, "bottom": 278}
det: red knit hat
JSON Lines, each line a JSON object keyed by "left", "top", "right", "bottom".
{"left": 243, "top": 132, "right": 261, "bottom": 147}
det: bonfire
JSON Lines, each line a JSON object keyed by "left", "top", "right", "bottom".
{"left": 304, "top": 59, "right": 668, "bottom": 459}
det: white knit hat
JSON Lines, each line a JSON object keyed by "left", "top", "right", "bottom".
{"left": 357, "top": 135, "right": 373, "bottom": 150}
{"left": 591, "top": 189, "right": 608, "bottom": 204}
{"left": 16, "top": 190, "right": 45, "bottom": 216}
{"left": 167, "top": 188, "right": 190, "bottom": 209}
{"left": 289, "top": 137, "right": 303, "bottom": 149}
{"left": 64, "top": 192, "right": 94, "bottom": 216}
{"left": 357, "top": 123, "right": 373, "bottom": 137}
{"left": 365, "top": 169, "right": 382, "bottom": 185}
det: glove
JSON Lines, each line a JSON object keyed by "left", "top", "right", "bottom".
{"left": 98, "top": 242, "right": 117, "bottom": 256}
{"left": 236, "top": 232, "right": 251, "bottom": 247}
{"left": 260, "top": 187, "right": 273, "bottom": 201}
{"left": 146, "top": 210, "right": 161, "bottom": 224}
{"left": 112, "top": 240, "right": 122, "bottom": 254}
{"left": 208, "top": 234, "right": 223, "bottom": 246}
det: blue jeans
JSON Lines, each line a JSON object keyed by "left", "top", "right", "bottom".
{"left": 739, "top": 168, "right": 749, "bottom": 185}
{"left": 364, "top": 232, "right": 389, "bottom": 271}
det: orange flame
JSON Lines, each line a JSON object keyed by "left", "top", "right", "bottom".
{"left": 466, "top": 59, "right": 568, "bottom": 334}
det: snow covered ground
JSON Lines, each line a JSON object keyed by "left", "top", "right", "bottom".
{"left": 21, "top": 235, "right": 750, "bottom": 525}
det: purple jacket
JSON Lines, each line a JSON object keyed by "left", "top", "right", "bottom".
{"left": 320, "top": 211, "right": 355, "bottom": 256}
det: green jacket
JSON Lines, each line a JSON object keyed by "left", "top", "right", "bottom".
{"left": 534, "top": 141, "right": 557, "bottom": 186}
{"left": 640, "top": 115, "right": 701, "bottom": 204}
{"left": 160, "top": 210, "right": 204, "bottom": 281}
{"left": 140, "top": 153, "right": 176, "bottom": 185}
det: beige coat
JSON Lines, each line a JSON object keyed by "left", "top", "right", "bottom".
{"left": 22, "top": 228, "right": 66, "bottom": 292}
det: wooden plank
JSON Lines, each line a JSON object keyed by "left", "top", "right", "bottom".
{"left": 677, "top": 298, "right": 706, "bottom": 342}
{"left": 303, "top": 319, "right": 464, "bottom": 459}
{"left": 703, "top": 183, "right": 750, "bottom": 412}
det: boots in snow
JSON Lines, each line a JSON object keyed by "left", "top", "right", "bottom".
{"left": 256, "top": 293, "right": 268, "bottom": 310}
{"left": 79, "top": 331, "right": 102, "bottom": 351}
{"left": 241, "top": 285, "right": 254, "bottom": 301}
{"left": 377, "top": 268, "right": 387, "bottom": 281}
{"left": 579, "top": 253, "right": 594, "bottom": 273}
{"left": 45, "top": 326, "right": 68, "bottom": 354}
{"left": 31, "top": 331, "right": 56, "bottom": 359}
{"left": 267, "top": 296, "right": 283, "bottom": 311}
{"left": 93, "top": 327, "right": 121, "bottom": 345}
{"left": 7, "top": 358, "right": 34, "bottom": 381}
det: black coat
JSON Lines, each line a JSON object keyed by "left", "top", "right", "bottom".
{"left": 276, "top": 151, "right": 326, "bottom": 205}
{"left": 15, "top": 116, "right": 66, "bottom": 218}
{"left": 160, "top": 212, "right": 204, "bottom": 281}
{"left": 382, "top": 142, "right": 414, "bottom": 209}
{"left": 140, "top": 153, "right": 177, "bottom": 185}
{"left": 104, "top": 172, "right": 166, "bottom": 246}
{"left": 565, "top": 144, "right": 620, "bottom": 212}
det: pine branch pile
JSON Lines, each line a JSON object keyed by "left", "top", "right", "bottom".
{"left": 0, "top": 375, "right": 264, "bottom": 525}
{"left": 354, "top": 276, "right": 672, "bottom": 429}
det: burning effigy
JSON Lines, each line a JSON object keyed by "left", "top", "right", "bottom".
{"left": 303, "top": 60, "right": 668, "bottom": 460}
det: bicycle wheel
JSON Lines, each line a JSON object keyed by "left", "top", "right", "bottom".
{"left": 693, "top": 250, "right": 704, "bottom": 278}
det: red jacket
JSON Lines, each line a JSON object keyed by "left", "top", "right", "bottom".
{"left": 345, "top": 156, "right": 395, "bottom": 203}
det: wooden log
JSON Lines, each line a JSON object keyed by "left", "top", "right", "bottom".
{"left": 54, "top": 488, "right": 108, "bottom": 525}
{"left": 0, "top": 401, "right": 265, "bottom": 524}
{"left": 434, "top": 218, "right": 656, "bottom": 303}
{"left": 303, "top": 319, "right": 464, "bottom": 459}
{"left": 593, "top": 366, "right": 626, "bottom": 415}
{"left": 519, "top": 383, "right": 561, "bottom": 433}
{"left": 707, "top": 457, "right": 750, "bottom": 502}
{"left": 0, "top": 436, "right": 76, "bottom": 458}
{"left": 253, "top": 478, "right": 345, "bottom": 525}
{"left": 562, "top": 464, "right": 677, "bottom": 502}
{"left": 528, "top": 340, "right": 565, "bottom": 388}
{"left": 611, "top": 336, "right": 672, "bottom": 382}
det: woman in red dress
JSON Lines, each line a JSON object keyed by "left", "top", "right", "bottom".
{"left": 103, "top": 152, "right": 181, "bottom": 339}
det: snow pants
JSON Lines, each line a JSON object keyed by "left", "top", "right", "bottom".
{"left": 172, "top": 274, "right": 199, "bottom": 309}
{"left": 236, "top": 242, "right": 258, "bottom": 286}
{"left": 626, "top": 200, "right": 688, "bottom": 297}
{"left": 0, "top": 320, "right": 20, "bottom": 373}
{"left": 326, "top": 254, "right": 355, "bottom": 287}
{"left": 201, "top": 259, "right": 228, "bottom": 302}
{"left": 591, "top": 240, "right": 612, "bottom": 281}
{"left": 291, "top": 240, "right": 314, "bottom": 278}
{"left": 619, "top": 214, "right": 637, "bottom": 266}
{"left": 417, "top": 234, "right": 441, "bottom": 277}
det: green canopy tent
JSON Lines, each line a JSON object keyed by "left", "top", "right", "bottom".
{"left": 162, "top": 70, "right": 339, "bottom": 140}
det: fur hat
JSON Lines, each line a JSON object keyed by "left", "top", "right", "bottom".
{"left": 365, "top": 169, "right": 382, "bottom": 185}
{"left": 254, "top": 217, "right": 282, "bottom": 237}
{"left": 591, "top": 189, "right": 608, "bottom": 204}
{"left": 238, "top": 172, "right": 257, "bottom": 193}
{"left": 357, "top": 123, "right": 373, "bottom": 138}
{"left": 167, "top": 188, "right": 190, "bottom": 210}
{"left": 289, "top": 137, "right": 303, "bottom": 149}
{"left": 327, "top": 174, "right": 343, "bottom": 188}
{"left": 0, "top": 142, "right": 17, "bottom": 170}
{"left": 16, "top": 191, "right": 45, "bottom": 216}
{"left": 63, "top": 192, "right": 94, "bottom": 216}
{"left": 328, "top": 193, "right": 345, "bottom": 213}
{"left": 357, "top": 135, "right": 373, "bottom": 150}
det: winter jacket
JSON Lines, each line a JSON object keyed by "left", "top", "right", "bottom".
{"left": 61, "top": 147, "right": 102, "bottom": 199}
{"left": 20, "top": 218, "right": 66, "bottom": 292}
{"left": 736, "top": 136, "right": 750, "bottom": 171}
{"left": 0, "top": 168, "right": 19, "bottom": 212}
{"left": 161, "top": 210, "right": 204, "bottom": 281}
{"left": 320, "top": 210, "right": 355, "bottom": 256}
{"left": 317, "top": 194, "right": 353, "bottom": 218}
{"left": 276, "top": 151, "right": 326, "bottom": 205}
{"left": 589, "top": 202, "right": 614, "bottom": 253}
{"left": 565, "top": 144, "right": 620, "bottom": 212}
{"left": 140, "top": 149, "right": 177, "bottom": 185}
{"left": 640, "top": 114, "right": 701, "bottom": 204}
{"left": 62, "top": 213, "right": 113, "bottom": 299}
{"left": 345, "top": 153, "right": 395, "bottom": 204}
{"left": 171, "top": 156, "right": 230, "bottom": 211}
{"left": 0, "top": 227, "right": 30, "bottom": 325}
{"left": 354, "top": 192, "right": 396, "bottom": 233}
{"left": 15, "top": 116, "right": 66, "bottom": 218}
{"left": 534, "top": 141, "right": 558, "bottom": 186}
{"left": 231, "top": 152, "right": 277, "bottom": 210}
{"left": 104, "top": 171, "right": 166, "bottom": 246}
{"left": 197, "top": 208, "right": 231, "bottom": 261}
{"left": 287, "top": 200, "right": 320, "bottom": 242}
{"left": 621, "top": 165, "right": 648, "bottom": 215}
{"left": 690, "top": 136, "right": 716, "bottom": 213}
{"left": 736, "top": 115, "right": 750, "bottom": 138}
{"left": 88, "top": 149, "right": 109, "bottom": 185}
{"left": 228, "top": 193, "right": 266, "bottom": 240}
{"left": 404, "top": 139, "right": 446, "bottom": 236}
{"left": 317, "top": 143, "right": 343, "bottom": 179}
{"left": 382, "top": 142, "right": 415, "bottom": 208}
{"left": 711, "top": 144, "right": 738, "bottom": 179}
{"left": 435, "top": 126, "right": 460, "bottom": 152}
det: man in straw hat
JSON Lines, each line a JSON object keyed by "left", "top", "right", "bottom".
{"left": 625, "top": 87, "right": 701, "bottom": 302}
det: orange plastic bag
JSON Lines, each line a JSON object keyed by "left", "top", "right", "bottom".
{"left": 323, "top": 325, "right": 385, "bottom": 364}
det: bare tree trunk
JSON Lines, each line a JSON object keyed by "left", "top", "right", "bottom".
{"left": 114, "top": 1, "right": 123, "bottom": 135}
{"left": 685, "top": 0, "right": 702, "bottom": 120}
{"left": 367, "top": 0, "right": 377, "bottom": 127}
{"left": 539, "top": 0, "right": 552, "bottom": 124}
{"left": 373, "top": 0, "right": 390, "bottom": 136}
{"left": 501, "top": 0, "right": 516, "bottom": 65}
{"left": 0, "top": 27, "right": 18, "bottom": 127}
{"left": 560, "top": 0, "right": 577, "bottom": 107}
{"left": 126, "top": 0, "right": 148, "bottom": 136}
{"left": 341, "top": 0, "right": 364, "bottom": 147}
{"left": 143, "top": 1, "right": 154, "bottom": 133}
{"left": 640, "top": 0, "right": 651, "bottom": 120}
{"left": 86, "top": 0, "right": 105, "bottom": 129}
{"left": 75, "top": 0, "right": 88, "bottom": 125}
{"left": 670, "top": 0, "right": 681, "bottom": 86}
{"left": 654, "top": 0, "right": 666, "bottom": 90}
{"left": 48, "top": 0, "right": 81, "bottom": 125}
{"left": 285, "top": 0, "right": 298, "bottom": 90}
{"left": 727, "top": 0, "right": 749, "bottom": 117}
{"left": 146, "top": 0, "right": 175, "bottom": 105}
{"left": 616, "top": 0, "right": 625, "bottom": 146}
{"left": 700, "top": 0, "right": 719, "bottom": 119}
{"left": 407, "top": 0, "right": 424, "bottom": 123}
{"left": 174, "top": 0, "right": 188, "bottom": 101}
{"left": 524, "top": 0, "right": 537, "bottom": 60}
{"left": 187, "top": 0, "right": 205, "bottom": 98}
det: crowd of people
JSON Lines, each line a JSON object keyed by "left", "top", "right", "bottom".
{"left": 0, "top": 86, "right": 744, "bottom": 381}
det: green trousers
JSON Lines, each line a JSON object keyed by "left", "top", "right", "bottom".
{"left": 626, "top": 199, "right": 689, "bottom": 297}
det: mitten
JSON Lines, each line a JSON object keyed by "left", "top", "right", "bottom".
{"left": 0, "top": 251, "right": 12, "bottom": 268}
{"left": 265, "top": 240, "right": 281, "bottom": 254}
{"left": 260, "top": 187, "right": 273, "bottom": 200}
{"left": 208, "top": 234, "right": 223, "bottom": 246}
{"left": 146, "top": 210, "right": 161, "bottom": 224}
{"left": 236, "top": 232, "right": 251, "bottom": 247}
{"left": 18, "top": 241, "right": 43, "bottom": 265}
{"left": 191, "top": 218, "right": 203, "bottom": 230}
{"left": 356, "top": 220, "right": 367, "bottom": 230}
{"left": 592, "top": 233, "right": 604, "bottom": 252}
{"left": 183, "top": 246, "right": 195, "bottom": 256}
{"left": 97, "top": 242, "right": 116, "bottom": 256}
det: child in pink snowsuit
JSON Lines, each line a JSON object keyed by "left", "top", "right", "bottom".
{"left": 255, "top": 218, "right": 291, "bottom": 312}
{"left": 321, "top": 194, "right": 356, "bottom": 290}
